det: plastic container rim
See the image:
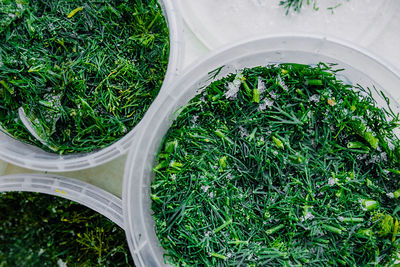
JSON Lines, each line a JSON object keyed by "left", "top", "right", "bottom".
{"left": 0, "top": 173, "right": 124, "bottom": 228}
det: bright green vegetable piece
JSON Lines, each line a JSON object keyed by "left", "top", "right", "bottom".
{"left": 350, "top": 120, "right": 367, "bottom": 135}
{"left": 306, "top": 79, "right": 323, "bottom": 86}
{"left": 266, "top": 224, "right": 285, "bottom": 235}
{"left": 349, "top": 120, "right": 379, "bottom": 149}
{"left": 165, "top": 140, "right": 177, "bottom": 154}
{"left": 376, "top": 214, "right": 394, "bottom": 237}
{"left": 362, "top": 200, "right": 379, "bottom": 211}
{"left": 219, "top": 156, "right": 227, "bottom": 170}
{"left": 67, "top": 6, "right": 83, "bottom": 18}
{"left": 340, "top": 217, "right": 364, "bottom": 223}
{"left": 347, "top": 141, "right": 370, "bottom": 151}
{"left": 215, "top": 129, "right": 234, "bottom": 145}
{"left": 169, "top": 161, "right": 183, "bottom": 170}
{"left": 242, "top": 80, "right": 252, "bottom": 97}
{"left": 394, "top": 189, "right": 400, "bottom": 199}
{"left": 364, "top": 132, "right": 379, "bottom": 150}
{"left": 253, "top": 89, "right": 260, "bottom": 103}
{"left": 357, "top": 228, "right": 374, "bottom": 239}
{"left": 393, "top": 218, "right": 399, "bottom": 242}
{"left": 0, "top": 80, "right": 13, "bottom": 94}
{"left": 321, "top": 224, "right": 343, "bottom": 235}
{"left": 272, "top": 136, "right": 284, "bottom": 150}
{"left": 211, "top": 253, "right": 226, "bottom": 260}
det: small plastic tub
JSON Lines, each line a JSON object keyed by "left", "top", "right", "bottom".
{"left": 123, "top": 35, "right": 400, "bottom": 266}
{"left": 0, "top": 0, "right": 184, "bottom": 172}
{"left": 176, "top": 0, "right": 398, "bottom": 51}
{"left": 0, "top": 173, "right": 123, "bottom": 228}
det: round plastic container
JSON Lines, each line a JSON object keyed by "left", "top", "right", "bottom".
{"left": 0, "top": 173, "right": 124, "bottom": 228}
{"left": 0, "top": 0, "right": 184, "bottom": 172}
{"left": 177, "top": 0, "right": 398, "bottom": 50}
{"left": 123, "top": 35, "right": 400, "bottom": 266}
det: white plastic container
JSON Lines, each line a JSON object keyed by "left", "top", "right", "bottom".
{"left": 176, "top": 0, "right": 400, "bottom": 72}
{"left": 0, "top": 0, "right": 184, "bottom": 172}
{"left": 0, "top": 173, "right": 124, "bottom": 228}
{"left": 177, "top": 0, "right": 398, "bottom": 49}
{"left": 123, "top": 35, "right": 400, "bottom": 266}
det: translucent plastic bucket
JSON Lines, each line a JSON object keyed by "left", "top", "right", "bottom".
{"left": 0, "top": 173, "right": 123, "bottom": 228}
{"left": 176, "top": 0, "right": 400, "bottom": 74}
{"left": 176, "top": 0, "right": 398, "bottom": 50}
{"left": 0, "top": 0, "right": 184, "bottom": 172}
{"left": 123, "top": 35, "right": 400, "bottom": 266}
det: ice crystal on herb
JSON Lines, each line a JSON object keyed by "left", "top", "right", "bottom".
{"left": 309, "top": 94, "right": 321, "bottom": 103}
{"left": 277, "top": 75, "right": 289, "bottom": 91}
{"left": 239, "top": 126, "right": 249, "bottom": 137}
{"left": 269, "top": 91, "right": 278, "bottom": 99}
{"left": 224, "top": 72, "right": 243, "bottom": 100}
{"left": 258, "top": 99, "right": 274, "bottom": 111}
{"left": 257, "top": 77, "right": 266, "bottom": 95}
{"left": 328, "top": 177, "right": 336, "bottom": 186}
{"left": 201, "top": 185, "right": 210, "bottom": 193}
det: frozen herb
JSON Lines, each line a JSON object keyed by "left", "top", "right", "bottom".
{"left": 0, "top": 192, "right": 133, "bottom": 266}
{"left": 0, "top": 0, "right": 169, "bottom": 153}
{"left": 280, "top": 0, "right": 345, "bottom": 14}
{"left": 151, "top": 63, "right": 400, "bottom": 266}
{"left": 0, "top": 0, "right": 29, "bottom": 33}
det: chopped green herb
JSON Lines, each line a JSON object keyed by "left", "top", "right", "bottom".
{"left": 279, "top": 0, "right": 346, "bottom": 14}
{"left": 151, "top": 63, "right": 400, "bottom": 266}
{"left": 0, "top": 192, "right": 133, "bottom": 266}
{"left": 0, "top": 0, "right": 29, "bottom": 33}
{"left": 0, "top": 0, "right": 169, "bottom": 154}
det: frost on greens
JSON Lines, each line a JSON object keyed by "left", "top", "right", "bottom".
{"left": 151, "top": 63, "right": 400, "bottom": 266}
{"left": 0, "top": 0, "right": 169, "bottom": 153}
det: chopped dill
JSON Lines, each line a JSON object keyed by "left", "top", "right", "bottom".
{"left": 0, "top": 0, "right": 169, "bottom": 154}
{"left": 0, "top": 191, "right": 133, "bottom": 266}
{"left": 151, "top": 63, "right": 400, "bottom": 266}
{"left": 280, "top": 0, "right": 346, "bottom": 14}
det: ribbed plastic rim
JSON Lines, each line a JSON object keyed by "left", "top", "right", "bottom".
{"left": 0, "top": 0, "right": 184, "bottom": 172}
{"left": 0, "top": 174, "right": 124, "bottom": 228}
